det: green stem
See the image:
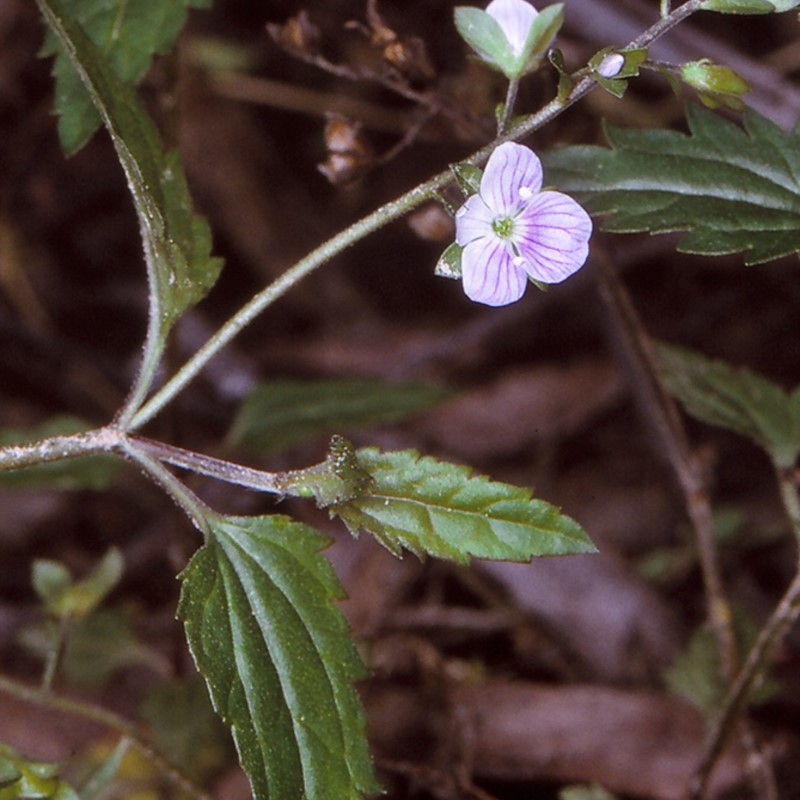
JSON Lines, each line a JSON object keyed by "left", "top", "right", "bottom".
{"left": 118, "top": 438, "right": 213, "bottom": 536}
{"left": 498, "top": 77, "right": 520, "bottom": 135}
{"left": 0, "top": 673, "right": 212, "bottom": 800}
{"left": 129, "top": 435, "right": 285, "bottom": 494}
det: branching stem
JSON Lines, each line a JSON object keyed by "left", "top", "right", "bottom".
{"left": 126, "top": 0, "right": 706, "bottom": 431}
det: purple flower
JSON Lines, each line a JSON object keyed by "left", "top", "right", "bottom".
{"left": 454, "top": 142, "right": 592, "bottom": 306}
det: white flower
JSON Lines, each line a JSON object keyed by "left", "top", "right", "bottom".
{"left": 486, "top": 0, "right": 539, "bottom": 59}
{"left": 454, "top": 142, "right": 592, "bottom": 306}
{"left": 596, "top": 52, "right": 625, "bottom": 79}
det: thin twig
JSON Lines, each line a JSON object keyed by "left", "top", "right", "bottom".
{"left": 686, "top": 467, "right": 800, "bottom": 799}
{"left": 594, "top": 249, "right": 776, "bottom": 799}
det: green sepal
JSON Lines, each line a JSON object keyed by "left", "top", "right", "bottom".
{"left": 454, "top": 3, "right": 563, "bottom": 79}
{"left": 435, "top": 242, "right": 464, "bottom": 280}
{"left": 700, "top": 0, "right": 799, "bottom": 12}
{"left": 548, "top": 48, "right": 574, "bottom": 102}
{"left": 680, "top": 59, "right": 750, "bottom": 109}
{"left": 451, "top": 162, "right": 483, "bottom": 197}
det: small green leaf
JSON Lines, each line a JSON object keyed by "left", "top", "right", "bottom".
{"left": 0, "top": 417, "right": 118, "bottom": 490}
{"left": 178, "top": 514, "right": 379, "bottom": 800}
{"left": 331, "top": 448, "right": 596, "bottom": 562}
{"left": 656, "top": 342, "right": 800, "bottom": 468}
{"left": 228, "top": 378, "right": 451, "bottom": 455}
{"left": 40, "top": 0, "right": 211, "bottom": 154}
{"left": 37, "top": 0, "right": 223, "bottom": 346}
{"left": 0, "top": 745, "right": 79, "bottom": 800}
{"left": 33, "top": 548, "right": 124, "bottom": 619}
{"left": 541, "top": 104, "right": 800, "bottom": 265}
{"left": 548, "top": 49, "right": 574, "bottom": 101}
{"left": 700, "top": 0, "right": 798, "bottom": 12}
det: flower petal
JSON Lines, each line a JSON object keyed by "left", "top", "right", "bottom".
{"left": 455, "top": 193, "right": 495, "bottom": 247}
{"left": 513, "top": 191, "right": 593, "bottom": 283}
{"left": 462, "top": 236, "right": 528, "bottom": 306}
{"left": 485, "top": 0, "right": 538, "bottom": 58}
{"left": 480, "top": 142, "right": 543, "bottom": 217}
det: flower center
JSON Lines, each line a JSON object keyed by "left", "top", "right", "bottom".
{"left": 492, "top": 216, "right": 515, "bottom": 239}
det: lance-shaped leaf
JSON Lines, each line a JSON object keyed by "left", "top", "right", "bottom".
{"left": 656, "top": 342, "right": 800, "bottom": 468}
{"left": 178, "top": 514, "right": 379, "bottom": 800}
{"left": 542, "top": 104, "right": 800, "bottom": 265}
{"left": 37, "top": 0, "right": 222, "bottom": 343}
{"left": 700, "top": 0, "right": 800, "bottom": 12}
{"left": 331, "top": 448, "right": 596, "bottom": 561}
{"left": 228, "top": 379, "right": 452, "bottom": 455}
{"left": 40, "top": 0, "right": 211, "bottom": 155}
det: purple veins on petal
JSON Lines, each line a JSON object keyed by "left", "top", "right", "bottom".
{"left": 480, "top": 142, "right": 543, "bottom": 215}
{"left": 515, "top": 192, "right": 593, "bottom": 283}
{"left": 462, "top": 237, "right": 527, "bottom": 306}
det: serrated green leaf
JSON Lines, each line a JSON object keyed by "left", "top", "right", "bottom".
{"left": 0, "top": 416, "right": 118, "bottom": 490}
{"left": 331, "top": 448, "right": 596, "bottom": 562}
{"left": 40, "top": 0, "right": 210, "bottom": 154}
{"left": 656, "top": 342, "right": 800, "bottom": 468}
{"left": 37, "top": 0, "right": 222, "bottom": 345}
{"left": 228, "top": 379, "right": 451, "bottom": 455}
{"left": 178, "top": 514, "right": 379, "bottom": 800}
{"left": 541, "top": 104, "right": 800, "bottom": 265}
{"left": 665, "top": 614, "right": 779, "bottom": 715}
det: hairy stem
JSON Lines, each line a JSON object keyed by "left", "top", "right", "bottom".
{"left": 0, "top": 427, "right": 119, "bottom": 472}
{"left": 498, "top": 77, "right": 520, "bottom": 135}
{"left": 0, "top": 673, "right": 212, "bottom": 800}
{"left": 129, "top": 435, "right": 285, "bottom": 494}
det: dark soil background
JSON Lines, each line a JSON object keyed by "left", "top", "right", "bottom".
{"left": 2, "top": 1, "right": 800, "bottom": 798}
